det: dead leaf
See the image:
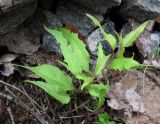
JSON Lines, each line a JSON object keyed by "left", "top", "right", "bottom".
{"left": 65, "top": 23, "right": 85, "bottom": 41}
{"left": 108, "top": 70, "right": 160, "bottom": 123}
{"left": 125, "top": 88, "right": 145, "bottom": 113}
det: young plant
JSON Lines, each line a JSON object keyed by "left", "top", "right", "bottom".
{"left": 17, "top": 14, "right": 148, "bottom": 109}
{"left": 94, "top": 113, "right": 115, "bottom": 124}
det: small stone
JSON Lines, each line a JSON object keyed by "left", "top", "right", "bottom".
{"left": 56, "top": 2, "right": 104, "bottom": 36}
{"left": 0, "top": 63, "right": 15, "bottom": 76}
{"left": 42, "top": 34, "right": 61, "bottom": 55}
{"left": 0, "top": 54, "right": 16, "bottom": 63}
{"left": 86, "top": 20, "right": 116, "bottom": 55}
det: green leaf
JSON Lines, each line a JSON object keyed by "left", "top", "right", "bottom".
{"left": 25, "top": 81, "right": 71, "bottom": 104}
{"left": 86, "top": 13, "right": 116, "bottom": 50}
{"left": 94, "top": 43, "right": 111, "bottom": 76}
{"left": 86, "top": 13, "right": 101, "bottom": 27}
{"left": 79, "top": 76, "right": 94, "bottom": 90}
{"left": 59, "top": 28, "right": 90, "bottom": 71}
{"left": 123, "top": 21, "right": 149, "bottom": 47}
{"left": 45, "top": 27, "right": 90, "bottom": 77}
{"left": 18, "top": 64, "right": 74, "bottom": 104}
{"left": 86, "top": 83, "right": 109, "bottom": 108}
{"left": 109, "top": 58, "right": 141, "bottom": 71}
{"left": 95, "top": 114, "right": 115, "bottom": 124}
{"left": 24, "top": 64, "right": 74, "bottom": 91}
{"left": 45, "top": 27, "right": 82, "bottom": 75}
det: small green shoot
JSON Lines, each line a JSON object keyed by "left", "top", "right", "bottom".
{"left": 95, "top": 113, "right": 115, "bottom": 124}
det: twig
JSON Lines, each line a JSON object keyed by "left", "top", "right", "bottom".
{"left": 7, "top": 106, "right": 15, "bottom": 124}
{"left": 0, "top": 80, "right": 44, "bottom": 111}
{"left": 145, "top": 71, "right": 160, "bottom": 86}
{"left": 60, "top": 115, "right": 85, "bottom": 119}
{"left": 63, "top": 100, "right": 90, "bottom": 116}
{"left": 0, "top": 80, "right": 54, "bottom": 123}
{"left": 5, "top": 87, "right": 48, "bottom": 124}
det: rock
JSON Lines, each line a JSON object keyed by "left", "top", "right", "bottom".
{"left": 0, "top": 0, "right": 37, "bottom": 35}
{"left": 71, "top": 0, "right": 121, "bottom": 14}
{"left": 150, "top": 32, "right": 160, "bottom": 57}
{"left": 118, "top": 0, "right": 160, "bottom": 22}
{"left": 42, "top": 34, "right": 61, "bottom": 55}
{"left": 0, "top": 54, "right": 16, "bottom": 76}
{"left": 86, "top": 20, "right": 116, "bottom": 55}
{"left": 39, "top": 0, "right": 55, "bottom": 10}
{"left": 0, "top": 26, "right": 40, "bottom": 55}
{"left": 56, "top": 2, "right": 104, "bottom": 36}
{"left": 26, "top": 9, "right": 62, "bottom": 36}
{"left": 0, "top": 63, "right": 15, "bottom": 76}
{"left": 108, "top": 70, "right": 160, "bottom": 123}
{"left": 135, "top": 31, "right": 160, "bottom": 60}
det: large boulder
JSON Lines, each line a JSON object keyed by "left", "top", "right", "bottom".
{"left": 0, "top": 0, "right": 37, "bottom": 35}
{"left": 118, "top": 0, "right": 160, "bottom": 22}
{"left": 71, "top": 0, "right": 121, "bottom": 14}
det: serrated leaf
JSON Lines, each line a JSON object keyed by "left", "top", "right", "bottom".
{"left": 86, "top": 13, "right": 116, "bottom": 50}
{"left": 59, "top": 28, "right": 90, "bottom": 71}
{"left": 45, "top": 27, "right": 82, "bottom": 75}
{"left": 123, "top": 21, "right": 149, "bottom": 47}
{"left": 109, "top": 58, "right": 141, "bottom": 71}
{"left": 25, "top": 80, "right": 71, "bottom": 104}
{"left": 86, "top": 83, "right": 109, "bottom": 108}
{"left": 24, "top": 64, "right": 74, "bottom": 91}
{"left": 45, "top": 27, "right": 90, "bottom": 77}
{"left": 17, "top": 64, "right": 74, "bottom": 104}
{"left": 94, "top": 43, "right": 111, "bottom": 76}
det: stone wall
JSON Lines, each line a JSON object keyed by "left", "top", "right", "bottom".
{"left": 0, "top": 0, "right": 160, "bottom": 58}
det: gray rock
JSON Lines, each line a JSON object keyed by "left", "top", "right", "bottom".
{"left": 0, "top": 26, "right": 40, "bottom": 55}
{"left": 0, "top": 0, "right": 37, "bottom": 35}
{"left": 118, "top": 0, "right": 160, "bottom": 22}
{"left": 27, "top": 9, "right": 62, "bottom": 36}
{"left": 42, "top": 34, "right": 61, "bottom": 55}
{"left": 71, "top": 0, "right": 121, "bottom": 14}
{"left": 150, "top": 32, "right": 160, "bottom": 58}
{"left": 86, "top": 20, "right": 116, "bottom": 55}
{"left": 56, "top": 2, "right": 104, "bottom": 36}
